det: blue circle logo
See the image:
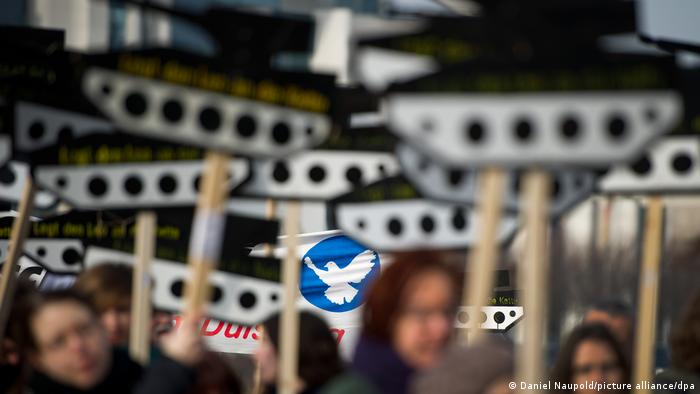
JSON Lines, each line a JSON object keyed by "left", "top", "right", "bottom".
{"left": 300, "top": 235, "right": 380, "bottom": 313}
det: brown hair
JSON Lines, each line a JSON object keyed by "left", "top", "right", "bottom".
{"left": 550, "top": 323, "right": 630, "bottom": 393}
{"left": 73, "top": 263, "right": 132, "bottom": 313}
{"left": 361, "top": 250, "right": 459, "bottom": 342}
{"left": 669, "top": 290, "right": 700, "bottom": 374}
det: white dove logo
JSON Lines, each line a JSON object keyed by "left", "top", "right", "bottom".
{"left": 303, "top": 250, "right": 377, "bottom": 305}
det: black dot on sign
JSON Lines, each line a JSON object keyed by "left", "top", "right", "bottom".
{"left": 309, "top": 165, "right": 326, "bottom": 183}
{"left": 159, "top": 174, "right": 178, "bottom": 194}
{"left": 513, "top": 118, "right": 534, "bottom": 142}
{"left": 240, "top": 291, "right": 257, "bottom": 309}
{"left": 57, "top": 126, "right": 73, "bottom": 142}
{"left": 56, "top": 176, "right": 68, "bottom": 188}
{"left": 28, "top": 121, "right": 45, "bottom": 140}
{"left": 199, "top": 107, "right": 221, "bottom": 132}
{"left": 378, "top": 164, "right": 387, "bottom": 176}
{"left": 645, "top": 107, "right": 657, "bottom": 122}
{"left": 272, "top": 161, "right": 290, "bottom": 183}
{"left": 124, "top": 175, "right": 143, "bottom": 196}
{"left": 421, "top": 118, "right": 434, "bottom": 133}
{"left": 448, "top": 169, "right": 464, "bottom": 187}
{"left": 162, "top": 99, "right": 183, "bottom": 123}
{"left": 630, "top": 155, "right": 652, "bottom": 176}
{"left": 494, "top": 311, "right": 506, "bottom": 324}
{"left": 305, "top": 126, "right": 314, "bottom": 136}
{"left": 421, "top": 215, "right": 435, "bottom": 233}
{"left": 270, "top": 293, "right": 278, "bottom": 302}
{"left": 452, "top": 208, "right": 467, "bottom": 231}
{"left": 124, "top": 92, "right": 148, "bottom": 116}
{"left": 211, "top": 286, "right": 223, "bottom": 303}
{"left": 672, "top": 152, "right": 693, "bottom": 174}
{"left": 457, "top": 310, "right": 469, "bottom": 324}
{"left": 88, "top": 176, "right": 108, "bottom": 197}
{"left": 357, "top": 219, "right": 365, "bottom": 229}
{"left": 560, "top": 115, "right": 580, "bottom": 141}
{"left": 171, "top": 280, "right": 184, "bottom": 297}
{"left": 0, "top": 166, "right": 15, "bottom": 185}
{"left": 193, "top": 174, "right": 202, "bottom": 192}
{"left": 465, "top": 120, "right": 485, "bottom": 143}
{"left": 345, "top": 166, "right": 362, "bottom": 185}
{"left": 101, "top": 84, "right": 112, "bottom": 96}
{"left": 236, "top": 114, "right": 256, "bottom": 138}
{"left": 271, "top": 122, "right": 291, "bottom": 145}
{"left": 607, "top": 113, "right": 627, "bottom": 141}
{"left": 551, "top": 178, "right": 561, "bottom": 198}
{"left": 62, "top": 248, "right": 81, "bottom": 266}
{"left": 388, "top": 217, "right": 403, "bottom": 236}
{"left": 481, "top": 311, "right": 488, "bottom": 324}
{"left": 37, "top": 247, "right": 46, "bottom": 257}
{"left": 509, "top": 310, "right": 516, "bottom": 317}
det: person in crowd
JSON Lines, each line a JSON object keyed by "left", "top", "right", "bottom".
{"left": 73, "top": 264, "right": 134, "bottom": 347}
{"left": 13, "top": 288, "right": 204, "bottom": 394}
{"left": 551, "top": 323, "right": 630, "bottom": 394}
{"left": 2, "top": 279, "right": 41, "bottom": 394}
{"left": 73, "top": 263, "right": 175, "bottom": 346}
{"left": 352, "top": 251, "right": 459, "bottom": 394}
{"left": 583, "top": 300, "right": 634, "bottom": 356}
{"left": 410, "top": 337, "right": 514, "bottom": 394}
{"left": 255, "top": 310, "right": 376, "bottom": 394}
{"left": 654, "top": 290, "right": 700, "bottom": 393}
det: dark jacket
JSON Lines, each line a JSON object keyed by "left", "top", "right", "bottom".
{"left": 351, "top": 335, "right": 414, "bottom": 394}
{"left": 28, "top": 348, "right": 195, "bottom": 394}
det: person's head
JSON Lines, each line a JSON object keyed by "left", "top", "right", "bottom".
{"left": 411, "top": 338, "right": 514, "bottom": 394}
{"left": 551, "top": 324, "right": 629, "bottom": 394}
{"left": 669, "top": 290, "right": 700, "bottom": 374}
{"left": 583, "top": 300, "right": 633, "bottom": 350}
{"left": 73, "top": 263, "right": 132, "bottom": 345}
{"left": 362, "top": 251, "right": 459, "bottom": 370}
{"left": 254, "top": 311, "right": 343, "bottom": 391}
{"left": 16, "top": 289, "right": 112, "bottom": 390}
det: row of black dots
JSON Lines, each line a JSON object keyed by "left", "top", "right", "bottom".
{"left": 271, "top": 161, "right": 386, "bottom": 186}
{"left": 99, "top": 82, "right": 318, "bottom": 145}
{"left": 169, "top": 279, "right": 278, "bottom": 309}
{"left": 355, "top": 207, "right": 469, "bottom": 236}
{"left": 0, "top": 245, "right": 83, "bottom": 267}
{"left": 52, "top": 172, "right": 203, "bottom": 198}
{"left": 456, "top": 309, "right": 519, "bottom": 325}
{"left": 420, "top": 108, "right": 657, "bottom": 146}
{"left": 628, "top": 150, "right": 697, "bottom": 176}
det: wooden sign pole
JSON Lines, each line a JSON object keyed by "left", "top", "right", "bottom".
{"left": 184, "top": 151, "right": 230, "bottom": 315}
{"left": 631, "top": 196, "right": 664, "bottom": 394}
{"left": 129, "top": 211, "right": 157, "bottom": 365}
{"left": 516, "top": 169, "right": 551, "bottom": 394}
{"left": 462, "top": 167, "right": 506, "bottom": 344}
{"left": 278, "top": 201, "right": 301, "bottom": 394}
{"left": 0, "top": 178, "right": 37, "bottom": 353}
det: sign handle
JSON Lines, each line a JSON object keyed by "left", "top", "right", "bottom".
{"left": 0, "top": 177, "right": 37, "bottom": 353}
{"left": 278, "top": 201, "right": 301, "bottom": 394}
{"left": 462, "top": 167, "right": 506, "bottom": 344}
{"left": 129, "top": 211, "right": 157, "bottom": 365}
{"left": 631, "top": 196, "right": 664, "bottom": 394}
{"left": 184, "top": 151, "right": 230, "bottom": 315}
{"left": 516, "top": 169, "right": 551, "bottom": 394}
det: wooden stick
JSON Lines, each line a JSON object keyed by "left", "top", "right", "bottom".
{"left": 631, "top": 196, "right": 664, "bottom": 394}
{"left": 516, "top": 169, "right": 551, "bottom": 394}
{"left": 184, "top": 151, "right": 230, "bottom": 315}
{"left": 263, "top": 199, "right": 277, "bottom": 257}
{"left": 462, "top": 167, "right": 506, "bottom": 344}
{"left": 0, "top": 177, "right": 37, "bottom": 353}
{"left": 129, "top": 211, "right": 156, "bottom": 365}
{"left": 278, "top": 201, "right": 301, "bottom": 394}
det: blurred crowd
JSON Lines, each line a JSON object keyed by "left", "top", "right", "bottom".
{"left": 1, "top": 251, "right": 699, "bottom": 394}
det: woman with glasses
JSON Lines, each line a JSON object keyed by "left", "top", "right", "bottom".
{"left": 352, "top": 251, "right": 459, "bottom": 394}
{"left": 550, "top": 323, "right": 630, "bottom": 394}
{"left": 12, "top": 289, "right": 205, "bottom": 394}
